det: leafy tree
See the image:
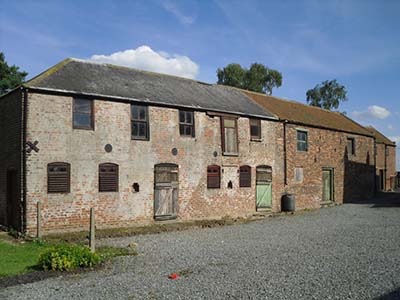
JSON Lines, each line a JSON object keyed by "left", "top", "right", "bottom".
{"left": 306, "top": 79, "right": 347, "bottom": 110}
{"left": 217, "top": 63, "right": 282, "bottom": 95}
{"left": 0, "top": 52, "right": 28, "bottom": 95}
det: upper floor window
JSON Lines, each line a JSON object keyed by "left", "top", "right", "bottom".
{"left": 179, "top": 110, "right": 195, "bottom": 137}
{"left": 73, "top": 98, "right": 93, "bottom": 130}
{"left": 297, "top": 130, "right": 308, "bottom": 152}
{"left": 347, "top": 137, "right": 355, "bottom": 155}
{"left": 385, "top": 147, "right": 389, "bottom": 156}
{"left": 99, "top": 163, "right": 119, "bottom": 192}
{"left": 207, "top": 165, "right": 221, "bottom": 189}
{"left": 239, "top": 165, "right": 251, "bottom": 187}
{"left": 131, "top": 104, "right": 149, "bottom": 140}
{"left": 221, "top": 117, "right": 238, "bottom": 155}
{"left": 250, "top": 119, "right": 261, "bottom": 141}
{"left": 48, "top": 162, "right": 70, "bottom": 193}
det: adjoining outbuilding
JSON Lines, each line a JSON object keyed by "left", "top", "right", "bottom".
{"left": 242, "top": 90, "right": 376, "bottom": 208}
{"left": 364, "top": 126, "right": 397, "bottom": 191}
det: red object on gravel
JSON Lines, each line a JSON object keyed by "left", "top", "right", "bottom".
{"left": 168, "top": 273, "right": 179, "bottom": 280}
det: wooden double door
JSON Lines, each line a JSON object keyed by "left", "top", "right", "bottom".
{"left": 154, "top": 164, "right": 178, "bottom": 220}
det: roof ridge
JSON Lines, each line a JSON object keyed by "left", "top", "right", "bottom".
{"left": 25, "top": 58, "right": 74, "bottom": 87}
{"left": 334, "top": 111, "right": 372, "bottom": 136}
{"left": 364, "top": 125, "right": 396, "bottom": 145}
{"left": 65, "top": 58, "right": 213, "bottom": 86}
{"left": 237, "top": 87, "right": 343, "bottom": 115}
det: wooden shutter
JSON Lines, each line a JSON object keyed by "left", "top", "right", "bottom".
{"left": 99, "top": 163, "right": 119, "bottom": 192}
{"left": 239, "top": 166, "right": 251, "bottom": 187}
{"left": 207, "top": 165, "right": 220, "bottom": 188}
{"left": 48, "top": 162, "right": 70, "bottom": 193}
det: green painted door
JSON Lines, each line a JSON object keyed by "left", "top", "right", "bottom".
{"left": 322, "top": 169, "right": 333, "bottom": 202}
{"left": 256, "top": 183, "right": 272, "bottom": 209}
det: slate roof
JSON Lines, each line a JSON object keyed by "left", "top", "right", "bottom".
{"left": 24, "top": 58, "right": 277, "bottom": 120}
{"left": 242, "top": 90, "right": 374, "bottom": 137}
{"left": 365, "top": 126, "right": 396, "bottom": 146}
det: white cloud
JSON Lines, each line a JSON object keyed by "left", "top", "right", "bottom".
{"left": 90, "top": 45, "right": 199, "bottom": 79}
{"left": 161, "top": 1, "right": 194, "bottom": 25}
{"left": 352, "top": 105, "right": 391, "bottom": 120}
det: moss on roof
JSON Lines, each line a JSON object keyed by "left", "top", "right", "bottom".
{"left": 242, "top": 89, "right": 373, "bottom": 137}
{"left": 365, "top": 126, "right": 396, "bottom": 146}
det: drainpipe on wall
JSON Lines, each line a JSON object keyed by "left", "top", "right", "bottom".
{"left": 384, "top": 144, "right": 387, "bottom": 191}
{"left": 283, "top": 120, "right": 288, "bottom": 187}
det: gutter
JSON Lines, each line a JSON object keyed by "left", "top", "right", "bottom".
{"left": 24, "top": 86, "right": 279, "bottom": 122}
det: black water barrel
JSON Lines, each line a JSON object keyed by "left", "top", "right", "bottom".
{"left": 281, "top": 194, "right": 295, "bottom": 212}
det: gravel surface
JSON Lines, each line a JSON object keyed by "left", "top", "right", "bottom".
{"left": 2, "top": 195, "right": 400, "bottom": 300}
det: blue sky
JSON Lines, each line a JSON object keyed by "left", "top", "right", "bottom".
{"left": 1, "top": 0, "right": 399, "bottom": 168}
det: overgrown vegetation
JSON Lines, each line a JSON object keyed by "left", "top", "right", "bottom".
{"left": 38, "top": 244, "right": 101, "bottom": 271}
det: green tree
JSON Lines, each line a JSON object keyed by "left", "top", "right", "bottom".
{"left": 306, "top": 79, "right": 347, "bottom": 110}
{"left": 217, "top": 63, "right": 282, "bottom": 95}
{"left": 0, "top": 52, "right": 28, "bottom": 95}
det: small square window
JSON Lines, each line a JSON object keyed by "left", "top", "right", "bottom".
{"left": 297, "top": 130, "right": 308, "bottom": 152}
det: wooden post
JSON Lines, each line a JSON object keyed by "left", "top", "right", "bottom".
{"left": 89, "top": 208, "right": 95, "bottom": 253}
{"left": 37, "top": 201, "right": 41, "bottom": 239}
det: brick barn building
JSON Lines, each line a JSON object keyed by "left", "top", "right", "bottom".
{"left": 365, "top": 126, "right": 397, "bottom": 191}
{"left": 0, "top": 59, "right": 383, "bottom": 234}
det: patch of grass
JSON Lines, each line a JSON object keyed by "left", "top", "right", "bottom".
{"left": 0, "top": 238, "right": 136, "bottom": 278}
{"left": 0, "top": 240, "right": 49, "bottom": 277}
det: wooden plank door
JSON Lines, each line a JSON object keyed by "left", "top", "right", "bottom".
{"left": 256, "top": 183, "right": 272, "bottom": 209}
{"left": 322, "top": 169, "right": 333, "bottom": 202}
{"left": 154, "top": 164, "right": 178, "bottom": 220}
{"left": 256, "top": 166, "right": 272, "bottom": 210}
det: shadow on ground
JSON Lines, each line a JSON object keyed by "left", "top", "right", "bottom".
{"left": 376, "top": 287, "right": 400, "bottom": 300}
{"left": 346, "top": 192, "right": 400, "bottom": 208}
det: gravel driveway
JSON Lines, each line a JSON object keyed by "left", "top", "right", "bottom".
{"left": 2, "top": 195, "right": 400, "bottom": 300}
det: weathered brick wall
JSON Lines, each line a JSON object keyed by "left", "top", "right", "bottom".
{"left": 25, "top": 93, "right": 284, "bottom": 234}
{"left": 375, "top": 143, "right": 386, "bottom": 190}
{"left": 386, "top": 145, "right": 397, "bottom": 190}
{"left": 285, "top": 124, "right": 374, "bottom": 209}
{"left": 0, "top": 89, "right": 23, "bottom": 229}
{"left": 375, "top": 143, "right": 397, "bottom": 191}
